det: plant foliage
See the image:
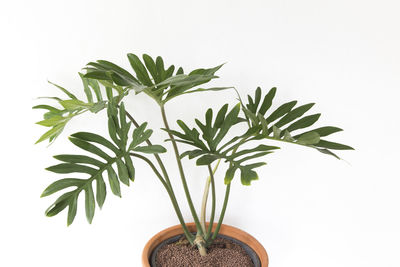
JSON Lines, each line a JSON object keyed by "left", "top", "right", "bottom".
{"left": 34, "top": 73, "right": 129, "bottom": 144}
{"left": 166, "top": 87, "right": 353, "bottom": 185}
{"left": 84, "top": 53, "right": 231, "bottom": 105}
{"left": 41, "top": 101, "right": 166, "bottom": 225}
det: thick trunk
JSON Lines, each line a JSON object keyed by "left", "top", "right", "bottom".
{"left": 194, "top": 235, "right": 207, "bottom": 256}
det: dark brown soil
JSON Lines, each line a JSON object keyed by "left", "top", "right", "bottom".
{"left": 155, "top": 237, "right": 254, "bottom": 267}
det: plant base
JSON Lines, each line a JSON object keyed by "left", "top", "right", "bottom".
{"left": 142, "top": 223, "right": 269, "bottom": 267}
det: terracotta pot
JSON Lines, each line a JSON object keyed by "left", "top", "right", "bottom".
{"left": 142, "top": 222, "right": 269, "bottom": 267}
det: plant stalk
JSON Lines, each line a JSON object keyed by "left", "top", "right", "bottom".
{"left": 211, "top": 182, "right": 231, "bottom": 241}
{"left": 125, "top": 109, "right": 184, "bottom": 231}
{"left": 199, "top": 159, "right": 220, "bottom": 234}
{"left": 205, "top": 164, "right": 217, "bottom": 241}
{"left": 130, "top": 153, "right": 194, "bottom": 243}
{"left": 160, "top": 105, "right": 204, "bottom": 237}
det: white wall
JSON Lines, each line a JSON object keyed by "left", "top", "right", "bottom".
{"left": 1, "top": 0, "right": 399, "bottom": 266}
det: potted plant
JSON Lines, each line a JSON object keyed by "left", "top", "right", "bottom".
{"left": 34, "top": 53, "right": 352, "bottom": 266}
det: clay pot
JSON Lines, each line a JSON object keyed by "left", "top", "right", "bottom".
{"left": 142, "top": 222, "right": 269, "bottom": 267}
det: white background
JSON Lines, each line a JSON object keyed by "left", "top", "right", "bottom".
{"left": 1, "top": 0, "right": 399, "bottom": 266}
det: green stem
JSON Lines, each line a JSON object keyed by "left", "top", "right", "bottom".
{"left": 125, "top": 110, "right": 183, "bottom": 219}
{"left": 205, "top": 164, "right": 216, "bottom": 241}
{"left": 199, "top": 159, "right": 220, "bottom": 234}
{"left": 160, "top": 105, "right": 204, "bottom": 236}
{"left": 211, "top": 182, "right": 231, "bottom": 241}
{"left": 210, "top": 136, "right": 249, "bottom": 241}
{"left": 130, "top": 153, "right": 194, "bottom": 243}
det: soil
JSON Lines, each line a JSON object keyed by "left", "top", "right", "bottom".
{"left": 155, "top": 237, "right": 255, "bottom": 267}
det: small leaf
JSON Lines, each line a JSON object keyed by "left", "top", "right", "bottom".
{"left": 266, "top": 100, "right": 297, "bottom": 123}
{"left": 84, "top": 183, "right": 95, "bottom": 224}
{"left": 316, "top": 148, "right": 341, "bottom": 159}
{"left": 41, "top": 178, "right": 86, "bottom": 197}
{"left": 79, "top": 73, "right": 94, "bottom": 103}
{"left": 32, "top": 105, "right": 62, "bottom": 113}
{"left": 272, "top": 125, "right": 281, "bottom": 139}
{"left": 133, "top": 145, "right": 166, "bottom": 154}
{"left": 316, "top": 140, "right": 354, "bottom": 150}
{"left": 293, "top": 126, "right": 343, "bottom": 139}
{"left": 69, "top": 137, "right": 112, "bottom": 161}
{"left": 67, "top": 194, "right": 78, "bottom": 226}
{"left": 96, "top": 174, "right": 107, "bottom": 208}
{"left": 36, "top": 116, "right": 68, "bottom": 127}
{"left": 259, "top": 87, "right": 277, "bottom": 115}
{"left": 116, "top": 159, "right": 130, "bottom": 186}
{"left": 127, "top": 53, "right": 153, "bottom": 86}
{"left": 71, "top": 132, "right": 119, "bottom": 154}
{"left": 48, "top": 81, "right": 78, "bottom": 100}
{"left": 60, "top": 99, "right": 91, "bottom": 110}
{"left": 45, "top": 191, "right": 75, "bottom": 217}
{"left": 107, "top": 167, "right": 121, "bottom": 197}
{"left": 224, "top": 166, "right": 237, "bottom": 184}
{"left": 35, "top": 124, "right": 65, "bottom": 144}
{"left": 286, "top": 114, "right": 321, "bottom": 132}
{"left": 240, "top": 168, "right": 259, "bottom": 185}
{"left": 84, "top": 70, "right": 113, "bottom": 81}
{"left": 46, "top": 163, "right": 97, "bottom": 175}
{"left": 196, "top": 154, "right": 218, "bottom": 165}
{"left": 297, "top": 132, "right": 320, "bottom": 145}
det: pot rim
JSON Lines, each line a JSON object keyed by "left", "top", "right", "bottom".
{"left": 142, "top": 222, "right": 269, "bottom": 267}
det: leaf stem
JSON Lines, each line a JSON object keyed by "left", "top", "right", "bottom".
{"left": 199, "top": 159, "right": 220, "bottom": 235}
{"left": 205, "top": 164, "right": 216, "bottom": 241}
{"left": 160, "top": 105, "right": 204, "bottom": 237}
{"left": 125, "top": 109, "right": 183, "bottom": 215}
{"left": 130, "top": 152, "right": 194, "bottom": 243}
{"left": 211, "top": 182, "right": 231, "bottom": 241}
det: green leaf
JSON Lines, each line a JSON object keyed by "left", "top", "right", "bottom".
{"left": 84, "top": 70, "right": 113, "bottom": 81}
{"left": 266, "top": 100, "right": 297, "bottom": 123}
{"left": 67, "top": 194, "right": 78, "bottom": 226}
{"left": 123, "top": 155, "right": 135, "bottom": 181}
{"left": 155, "top": 56, "right": 165, "bottom": 81}
{"left": 68, "top": 137, "right": 112, "bottom": 161}
{"left": 272, "top": 125, "right": 281, "bottom": 138}
{"left": 88, "top": 79, "right": 103, "bottom": 102}
{"left": 79, "top": 73, "right": 94, "bottom": 103}
{"left": 196, "top": 154, "right": 218, "bottom": 165}
{"left": 293, "top": 126, "right": 343, "bottom": 139}
{"left": 89, "top": 101, "right": 107, "bottom": 113}
{"left": 41, "top": 178, "right": 86, "bottom": 197}
{"left": 286, "top": 114, "right": 321, "bottom": 132}
{"left": 35, "top": 124, "right": 65, "bottom": 144}
{"left": 316, "top": 140, "right": 354, "bottom": 150}
{"left": 36, "top": 116, "right": 68, "bottom": 127}
{"left": 297, "top": 132, "right": 320, "bottom": 145}
{"left": 32, "top": 105, "right": 62, "bottom": 113}
{"left": 107, "top": 167, "right": 121, "bottom": 197}
{"left": 96, "top": 174, "right": 107, "bottom": 208}
{"left": 224, "top": 166, "right": 237, "bottom": 184}
{"left": 127, "top": 53, "right": 153, "bottom": 86}
{"left": 84, "top": 183, "right": 95, "bottom": 223}
{"left": 45, "top": 191, "right": 75, "bottom": 217}
{"left": 71, "top": 132, "right": 119, "bottom": 155}
{"left": 59, "top": 99, "right": 91, "bottom": 110}
{"left": 133, "top": 145, "right": 166, "bottom": 154}
{"left": 240, "top": 167, "right": 259, "bottom": 185}
{"left": 48, "top": 81, "right": 78, "bottom": 100}
{"left": 275, "top": 103, "right": 315, "bottom": 128}
{"left": 316, "top": 148, "right": 341, "bottom": 159}
{"left": 46, "top": 163, "right": 97, "bottom": 175}
{"left": 142, "top": 54, "right": 159, "bottom": 83}
{"left": 258, "top": 87, "right": 276, "bottom": 115}
{"left": 116, "top": 159, "right": 130, "bottom": 186}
